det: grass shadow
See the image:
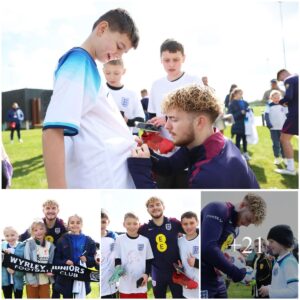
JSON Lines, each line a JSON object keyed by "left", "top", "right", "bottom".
{"left": 12, "top": 154, "right": 44, "bottom": 178}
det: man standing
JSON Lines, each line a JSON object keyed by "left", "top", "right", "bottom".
{"left": 275, "top": 69, "right": 298, "bottom": 175}
{"left": 139, "top": 196, "right": 183, "bottom": 298}
{"left": 201, "top": 193, "right": 267, "bottom": 298}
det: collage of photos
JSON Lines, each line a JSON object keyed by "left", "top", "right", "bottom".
{"left": 0, "top": 0, "right": 299, "bottom": 299}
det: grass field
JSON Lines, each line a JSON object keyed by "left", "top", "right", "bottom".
{"left": 2, "top": 126, "right": 298, "bottom": 189}
{"left": 1, "top": 282, "right": 99, "bottom": 298}
{"left": 227, "top": 282, "right": 253, "bottom": 298}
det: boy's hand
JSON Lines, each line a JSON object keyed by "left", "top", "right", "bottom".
{"left": 31, "top": 284, "right": 38, "bottom": 288}
{"left": 66, "top": 260, "right": 74, "bottom": 266}
{"left": 131, "top": 144, "right": 150, "bottom": 158}
{"left": 7, "top": 267, "right": 14, "bottom": 275}
{"left": 148, "top": 116, "right": 166, "bottom": 127}
{"left": 141, "top": 274, "right": 148, "bottom": 286}
{"left": 187, "top": 253, "right": 196, "bottom": 267}
{"left": 258, "top": 285, "right": 269, "bottom": 297}
{"left": 46, "top": 272, "right": 54, "bottom": 277}
{"left": 80, "top": 256, "right": 87, "bottom": 263}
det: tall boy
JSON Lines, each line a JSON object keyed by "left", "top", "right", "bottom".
{"left": 43, "top": 8, "right": 139, "bottom": 188}
{"left": 114, "top": 212, "right": 153, "bottom": 298}
{"left": 147, "top": 39, "right": 201, "bottom": 188}
{"left": 259, "top": 225, "right": 298, "bottom": 298}
{"left": 103, "top": 59, "right": 144, "bottom": 134}
{"left": 178, "top": 211, "right": 200, "bottom": 299}
{"left": 101, "top": 209, "right": 118, "bottom": 298}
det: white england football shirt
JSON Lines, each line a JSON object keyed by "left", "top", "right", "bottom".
{"left": 43, "top": 48, "right": 136, "bottom": 188}
{"left": 178, "top": 234, "right": 200, "bottom": 299}
{"left": 101, "top": 235, "right": 118, "bottom": 296}
{"left": 269, "top": 252, "right": 298, "bottom": 298}
{"left": 115, "top": 234, "right": 153, "bottom": 294}
{"left": 107, "top": 85, "right": 145, "bottom": 134}
{"left": 148, "top": 73, "right": 201, "bottom": 140}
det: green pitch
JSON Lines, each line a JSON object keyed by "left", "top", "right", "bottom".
{"left": 2, "top": 126, "right": 298, "bottom": 189}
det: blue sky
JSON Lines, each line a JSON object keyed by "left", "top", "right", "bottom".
{"left": 1, "top": 0, "right": 299, "bottom": 104}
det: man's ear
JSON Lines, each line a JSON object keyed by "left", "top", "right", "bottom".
{"left": 96, "top": 21, "right": 109, "bottom": 36}
{"left": 195, "top": 114, "right": 207, "bottom": 128}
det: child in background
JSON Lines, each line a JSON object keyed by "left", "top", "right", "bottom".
{"left": 103, "top": 59, "right": 145, "bottom": 135}
{"left": 114, "top": 212, "right": 153, "bottom": 298}
{"left": 178, "top": 211, "right": 200, "bottom": 299}
{"left": 24, "top": 219, "right": 55, "bottom": 298}
{"left": 265, "top": 90, "right": 288, "bottom": 165}
{"left": 252, "top": 238, "right": 273, "bottom": 298}
{"left": 1, "top": 227, "right": 25, "bottom": 298}
{"left": 53, "top": 214, "right": 96, "bottom": 298}
{"left": 101, "top": 209, "right": 118, "bottom": 298}
{"left": 259, "top": 225, "right": 298, "bottom": 298}
{"left": 228, "top": 88, "right": 251, "bottom": 160}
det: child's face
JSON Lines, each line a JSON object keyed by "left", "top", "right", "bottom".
{"left": 123, "top": 217, "right": 139, "bottom": 235}
{"left": 32, "top": 224, "right": 46, "bottom": 240}
{"left": 4, "top": 229, "right": 18, "bottom": 245}
{"left": 95, "top": 23, "right": 132, "bottom": 63}
{"left": 268, "top": 239, "right": 285, "bottom": 255}
{"left": 101, "top": 217, "right": 109, "bottom": 232}
{"left": 254, "top": 241, "right": 267, "bottom": 254}
{"left": 68, "top": 217, "right": 83, "bottom": 234}
{"left": 161, "top": 50, "right": 185, "bottom": 78}
{"left": 270, "top": 93, "right": 280, "bottom": 104}
{"left": 233, "top": 91, "right": 243, "bottom": 100}
{"left": 181, "top": 217, "right": 198, "bottom": 236}
{"left": 103, "top": 64, "right": 125, "bottom": 86}
{"left": 43, "top": 205, "right": 59, "bottom": 221}
{"left": 147, "top": 200, "right": 164, "bottom": 219}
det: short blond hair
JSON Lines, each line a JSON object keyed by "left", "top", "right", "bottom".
{"left": 162, "top": 85, "right": 221, "bottom": 123}
{"left": 145, "top": 196, "right": 164, "bottom": 208}
{"left": 42, "top": 199, "right": 59, "bottom": 208}
{"left": 243, "top": 193, "right": 266, "bottom": 225}
{"left": 124, "top": 212, "right": 139, "bottom": 222}
{"left": 3, "top": 226, "right": 18, "bottom": 236}
{"left": 68, "top": 214, "right": 83, "bottom": 226}
{"left": 270, "top": 90, "right": 281, "bottom": 98}
{"left": 30, "top": 219, "right": 46, "bottom": 237}
{"left": 104, "top": 59, "right": 124, "bottom": 67}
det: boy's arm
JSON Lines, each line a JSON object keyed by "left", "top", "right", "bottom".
{"left": 42, "top": 128, "right": 66, "bottom": 188}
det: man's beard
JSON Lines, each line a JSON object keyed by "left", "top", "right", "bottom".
{"left": 172, "top": 128, "right": 195, "bottom": 147}
{"left": 150, "top": 211, "right": 163, "bottom": 219}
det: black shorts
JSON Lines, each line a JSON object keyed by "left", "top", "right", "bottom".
{"left": 282, "top": 117, "right": 298, "bottom": 135}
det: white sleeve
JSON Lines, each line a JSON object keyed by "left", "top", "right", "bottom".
{"left": 147, "top": 83, "right": 156, "bottom": 115}
{"left": 265, "top": 105, "right": 270, "bottom": 113}
{"left": 114, "top": 236, "right": 121, "bottom": 259}
{"left": 43, "top": 51, "right": 99, "bottom": 136}
{"left": 269, "top": 259, "right": 298, "bottom": 298}
{"left": 133, "top": 93, "right": 146, "bottom": 119}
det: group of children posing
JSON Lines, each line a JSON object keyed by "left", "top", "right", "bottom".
{"left": 101, "top": 208, "right": 200, "bottom": 299}
{"left": 1, "top": 204, "right": 97, "bottom": 299}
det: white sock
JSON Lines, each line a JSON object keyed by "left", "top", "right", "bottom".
{"left": 286, "top": 159, "right": 295, "bottom": 171}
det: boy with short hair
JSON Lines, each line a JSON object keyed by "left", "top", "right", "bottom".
{"left": 259, "top": 225, "right": 298, "bottom": 298}
{"left": 147, "top": 38, "right": 201, "bottom": 188}
{"left": 43, "top": 8, "right": 139, "bottom": 189}
{"left": 101, "top": 209, "right": 118, "bottom": 298}
{"left": 114, "top": 212, "right": 153, "bottom": 298}
{"left": 103, "top": 59, "right": 144, "bottom": 134}
{"left": 264, "top": 90, "right": 288, "bottom": 165}
{"left": 178, "top": 211, "right": 200, "bottom": 299}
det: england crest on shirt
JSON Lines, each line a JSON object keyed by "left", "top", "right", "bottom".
{"left": 55, "top": 227, "right": 61, "bottom": 234}
{"left": 121, "top": 97, "right": 129, "bottom": 107}
{"left": 193, "top": 245, "right": 199, "bottom": 255}
{"left": 165, "top": 223, "right": 172, "bottom": 230}
{"left": 138, "top": 244, "right": 144, "bottom": 251}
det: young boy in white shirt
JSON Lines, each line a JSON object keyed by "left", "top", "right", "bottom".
{"left": 264, "top": 90, "right": 288, "bottom": 165}
{"left": 43, "top": 9, "right": 139, "bottom": 189}
{"left": 259, "top": 225, "right": 298, "bottom": 298}
{"left": 114, "top": 212, "right": 153, "bottom": 298}
{"left": 178, "top": 211, "right": 200, "bottom": 299}
{"left": 147, "top": 39, "right": 201, "bottom": 188}
{"left": 103, "top": 59, "right": 145, "bottom": 135}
